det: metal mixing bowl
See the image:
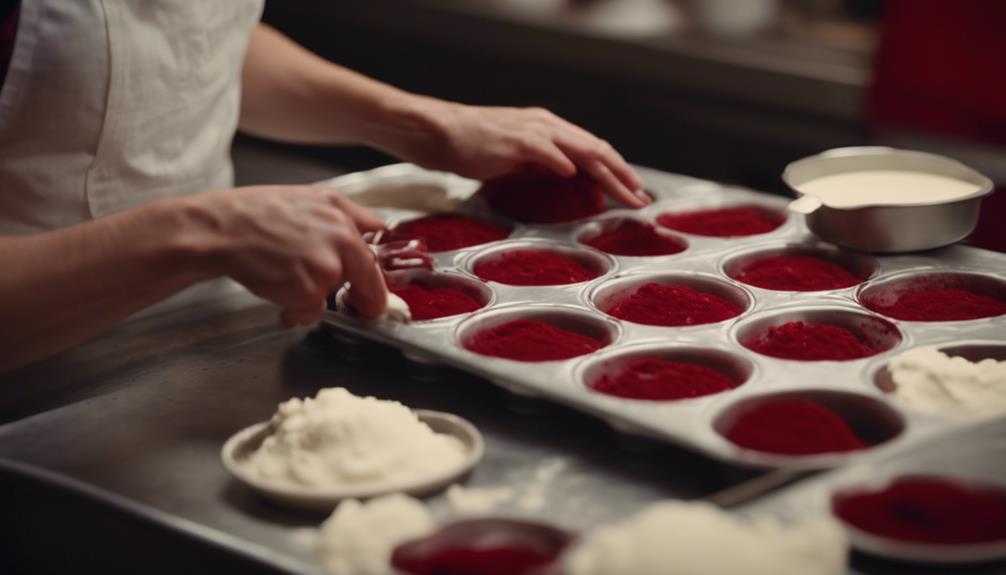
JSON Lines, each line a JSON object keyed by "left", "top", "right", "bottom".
{"left": 783, "top": 147, "right": 994, "bottom": 253}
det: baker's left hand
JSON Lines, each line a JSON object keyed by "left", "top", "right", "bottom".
{"left": 398, "top": 101, "right": 648, "bottom": 208}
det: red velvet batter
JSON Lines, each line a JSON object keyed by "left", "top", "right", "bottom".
{"left": 605, "top": 283, "right": 742, "bottom": 326}
{"left": 725, "top": 398, "right": 867, "bottom": 455}
{"left": 464, "top": 319, "right": 604, "bottom": 361}
{"left": 744, "top": 321, "right": 879, "bottom": 361}
{"left": 479, "top": 170, "right": 608, "bottom": 223}
{"left": 390, "top": 284, "right": 484, "bottom": 320}
{"left": 864, "top": 287, "right": 1006, "bottom": 321}
{"left": 657, "top": 206, "right": 784, "bottom": 237}
{"left": 386, "top": 214, "right": 509, "bottom": 252}
{"left": 592, "top": 358, "right": 737, "bottom": 400}
{"left": 473, "top": 250, "right": 598, "bottom": 286}
{"left": 581, "top": 219, "right": 686, "bottom": 256}
{"left": 833, "top": 475, "right": 1006, "bottom": 545}
{"left": 393, "top": 544, "right": 557, "bottom": 575}
{"left": 733, "top": 255, "right": 862, "bottom": 291}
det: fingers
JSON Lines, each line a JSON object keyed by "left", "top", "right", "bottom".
{"left": 319, "top": 188, "right": 386, "bottom": 233}
{"left": 336, "top": 229, "right": 389, "bottom": 319}
{"left": 563, "top": 145, "right": 646, "bottom": 208}
{"left": 525, "top": 138, "right": 577, "bottom": 178}
{"left": 556, "top": 121, "right": 644, "bottom": 190}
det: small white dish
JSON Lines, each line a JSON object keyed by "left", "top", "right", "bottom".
{"left": 221, "top": 409, "right": 485, "bottom": 512}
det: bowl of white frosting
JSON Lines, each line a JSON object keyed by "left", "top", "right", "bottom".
{"left": 784, "top": 147, "right": 994, "bottom": 253}
{"left": 221, "top": 388, "right": 484, "bottom": 512}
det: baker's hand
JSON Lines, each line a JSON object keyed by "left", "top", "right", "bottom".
{"left": 178, "top": 186, "right": 387, "bottom": 326}
{"left": 398, "top": 101, "right": 648, "bottom": 208}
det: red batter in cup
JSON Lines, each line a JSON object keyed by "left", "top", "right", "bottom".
{"left": 832, "top": 475, "right": 1006, "bottom": 545}
{"left": 390, "top": 283, "right": 485, "bottom": 321}
{"left": 385, "top": 214, "right": 510, "bottom": 252}
{"left": 724, "top": 398, "right": 867, "bottom": 455}
{"left": 591, "top": 357, "right": 738, "bottom": 401}
{"left": 657, "top": 206, "right": 784, "bottom": 237}
{"left": 603, "top": 282, "right": 743, "bottom": 326}
{"left": 743, "top": 321, "right": 880, "bottom": 361}
{"left": 473, "top": 249, "right": 599, "bottom": 286}
{"left": 478, "top": 170, "right": 609, "bottom": 224}
{"left": 863, "top": 287, "right": 1006, "bottom": 322}
{"left": 464, "top": 319, "right": 605, "bottom": 361}
{"left": 731, "top": 255, "right": 863, "bottom": 291}
{"left": 580, "top": 219, "right": 686, "bottom": 257}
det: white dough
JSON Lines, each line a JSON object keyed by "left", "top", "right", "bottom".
{"left": 565, "top": 501, "right": 847, "bottom": 575}
{"left": 797, "top": 170, "right": 980, "bottom": 208}
{"left": 337, "top": 290, "right": 412, "bottom": 322}
{"left": 888, "top": 346, "right": 1006, "bottom": 418}
{"left": 244, "top": 388, "right": 466, "bottom": 490}
{"left": 317, "top": 494, "right": 434, "bottom": 575}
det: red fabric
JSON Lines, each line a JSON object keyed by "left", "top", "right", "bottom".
{"left": 869, "top": 1, "right": 1006, "bottom": 252}
{"left": 0, "top": 6, "right": 18, "bottom": 88}
{"left": 868, "top": 1, "right": 1006, "bottom": 144}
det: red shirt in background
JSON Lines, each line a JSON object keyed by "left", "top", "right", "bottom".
{"left": 868, "top": 0, "right": 1006, "bottom": 252}
{"left": 0, "top": 3, "right": 17, "bottom": 88}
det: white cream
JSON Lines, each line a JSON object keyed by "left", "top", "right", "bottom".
{"left": 338, "top": 290, "right": 411, "bottom": 322}
{"left": 797, "top": 170, "right": 980, "bottom": 208}
{"left": 317, "top": 494, "right": 434, "bottom": 575}
{"left": 888, "top": 346, "right": 1006, "bottom": 418}
{"left": 565, "top": 501, "right": 847, "bottom": 575}
{"left": 244, "top": 388, "right": 465, "bottom": 490}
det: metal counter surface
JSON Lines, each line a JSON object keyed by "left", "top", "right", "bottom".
{"left": 0, "top": 287, "right": 764, "bottom": 573}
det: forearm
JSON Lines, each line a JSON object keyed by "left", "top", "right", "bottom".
{"left": 239, "top": 24, "right": 444, "bottom": 154}
{"left": 0, "top": 200, "right": 210, "bottom": 371}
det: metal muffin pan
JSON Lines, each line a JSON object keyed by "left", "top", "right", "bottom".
{"left": 324, "top": 164, "right": 1006, "bottom": 468}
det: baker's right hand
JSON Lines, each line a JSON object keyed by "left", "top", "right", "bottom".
{"left": 177, "top": 185, "right": 387, "bottom": 326}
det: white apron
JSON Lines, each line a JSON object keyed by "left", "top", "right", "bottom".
{"left": 0, "top": 0, "right": 265, "bottom": 314}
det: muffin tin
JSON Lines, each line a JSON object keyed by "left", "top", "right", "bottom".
{"left": 322, "top": 163, "right": 1006, "bottom": 468}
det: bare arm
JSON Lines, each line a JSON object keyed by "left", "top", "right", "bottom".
{"left": 0, "top": 186, "right": 387, "bottom": 372}
{"left": 240, "top": 24, "right": 648, "bottom": 207}
{"left": 0, "top": 201, "right": 207, "bottom": 370}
